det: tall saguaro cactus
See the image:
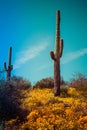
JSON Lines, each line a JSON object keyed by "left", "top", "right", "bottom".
{"left": 50, "top": 10, "right": 64, "bottom": 96}
{"left": 4, "top": 46, "right": 13, "bottom": 81}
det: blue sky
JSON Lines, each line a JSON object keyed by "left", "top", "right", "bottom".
{"left": 0, "top": 0, "right": 87, "bottom": 84}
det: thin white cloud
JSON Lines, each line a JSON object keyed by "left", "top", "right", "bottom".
{"left": 61, "top": 48, "right": 87, "bottom": 64}
{"left": 14, "top": 46, "right": 87, "bottom": 70}
{"left": 37, "top": 48, "right": 87, "bottom": 71}
{"left": 36, "top": 62, "right": 53, "bottom": 71}
{"left": 14, "top": 42, "right": 48, "bottom": 69}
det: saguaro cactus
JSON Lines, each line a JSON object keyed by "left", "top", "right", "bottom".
{"left": 50, "top": 10, "right": 64, "bottom": 96}
{"left": 4, "top": 46, "right": 13, "bottom": 81}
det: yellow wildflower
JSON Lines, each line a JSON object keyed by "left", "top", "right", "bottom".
{"left": 37, "top": 128, "right": 42, "bottom": 130}
{"left": 78, "top": 116, "right": 87, "bottom": 123}
{"left": 65, "top": 108, "right": 74, "bottom": 117}
{"left": 27, "top": 110, "right": 38, "bottom": 120}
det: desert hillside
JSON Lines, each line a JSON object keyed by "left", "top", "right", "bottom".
{"left": 0, "top": 74, "right": 87, "bottom": 130}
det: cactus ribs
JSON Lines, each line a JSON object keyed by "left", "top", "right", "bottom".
{"left": 50, "top": 10, "right": 64, "bottom": 96}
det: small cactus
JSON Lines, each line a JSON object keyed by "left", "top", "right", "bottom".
{"left": 50, "top": 10, "right": 64, "bottom": 96}
{"left": 4, "top": 46, "right": 13, "bottom": 81}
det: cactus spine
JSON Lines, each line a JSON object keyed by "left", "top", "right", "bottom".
{"left": 4, "top": 46, "right": 13, "bottom": 81}
{"left": 50, "top": 10, "right": 64, "bottom": 96}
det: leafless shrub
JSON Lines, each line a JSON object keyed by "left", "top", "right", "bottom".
{"left": 69, "top": 73, "right": 87, "bottom": 90}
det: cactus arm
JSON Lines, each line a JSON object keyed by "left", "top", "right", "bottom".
{"left": 4, "top": 62, "right": 7, "bottom": 71}
{"left": 50, "top": 51, "right": 56, "bottom": 61}
{"left": 59, "top": 39, "right": 64, "bottom": 57}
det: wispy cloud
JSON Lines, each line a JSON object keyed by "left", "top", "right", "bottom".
{"left": 14, "top": 47, "right": 87, "bottom": 70}
{"left": 14, "top": 42, "right": 48, "bottom": 69}
{"left": 61, "top": 48, "right": 87, "bottom": 64}
{"left": 37, "top": 48, "right": 87, "bottom": 71}
{"left": 36, "top": 62, "right": 53, "bottom": 71}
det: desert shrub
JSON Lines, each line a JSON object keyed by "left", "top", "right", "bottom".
{"left": 61, "top": 76, "right": 66, "bottom": 85}
{"left": 0, "top": 85, "right": 21, "bottom": 120}
{"left": 0, "top": 70, "right": 5, "bottom": 87}
{"left": 60, "top": 85, "right": 68, "bottom": 97}
{"left": 34, "top": 77, "right": 66, "bottom": 89}
{"left": 0, "top": 76, "right": 31, "bottom": 121}
{"left": 69, "top": 73, "right": 87, "bottom": 91}
{"left": 0, "top": 78, "right": 6, "bottom": 87}
{"left": 10, "top": 75, "right": 31, "bottom": 89}
{"left": 33, "top": 77, "right": 54, "bottom": 89}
